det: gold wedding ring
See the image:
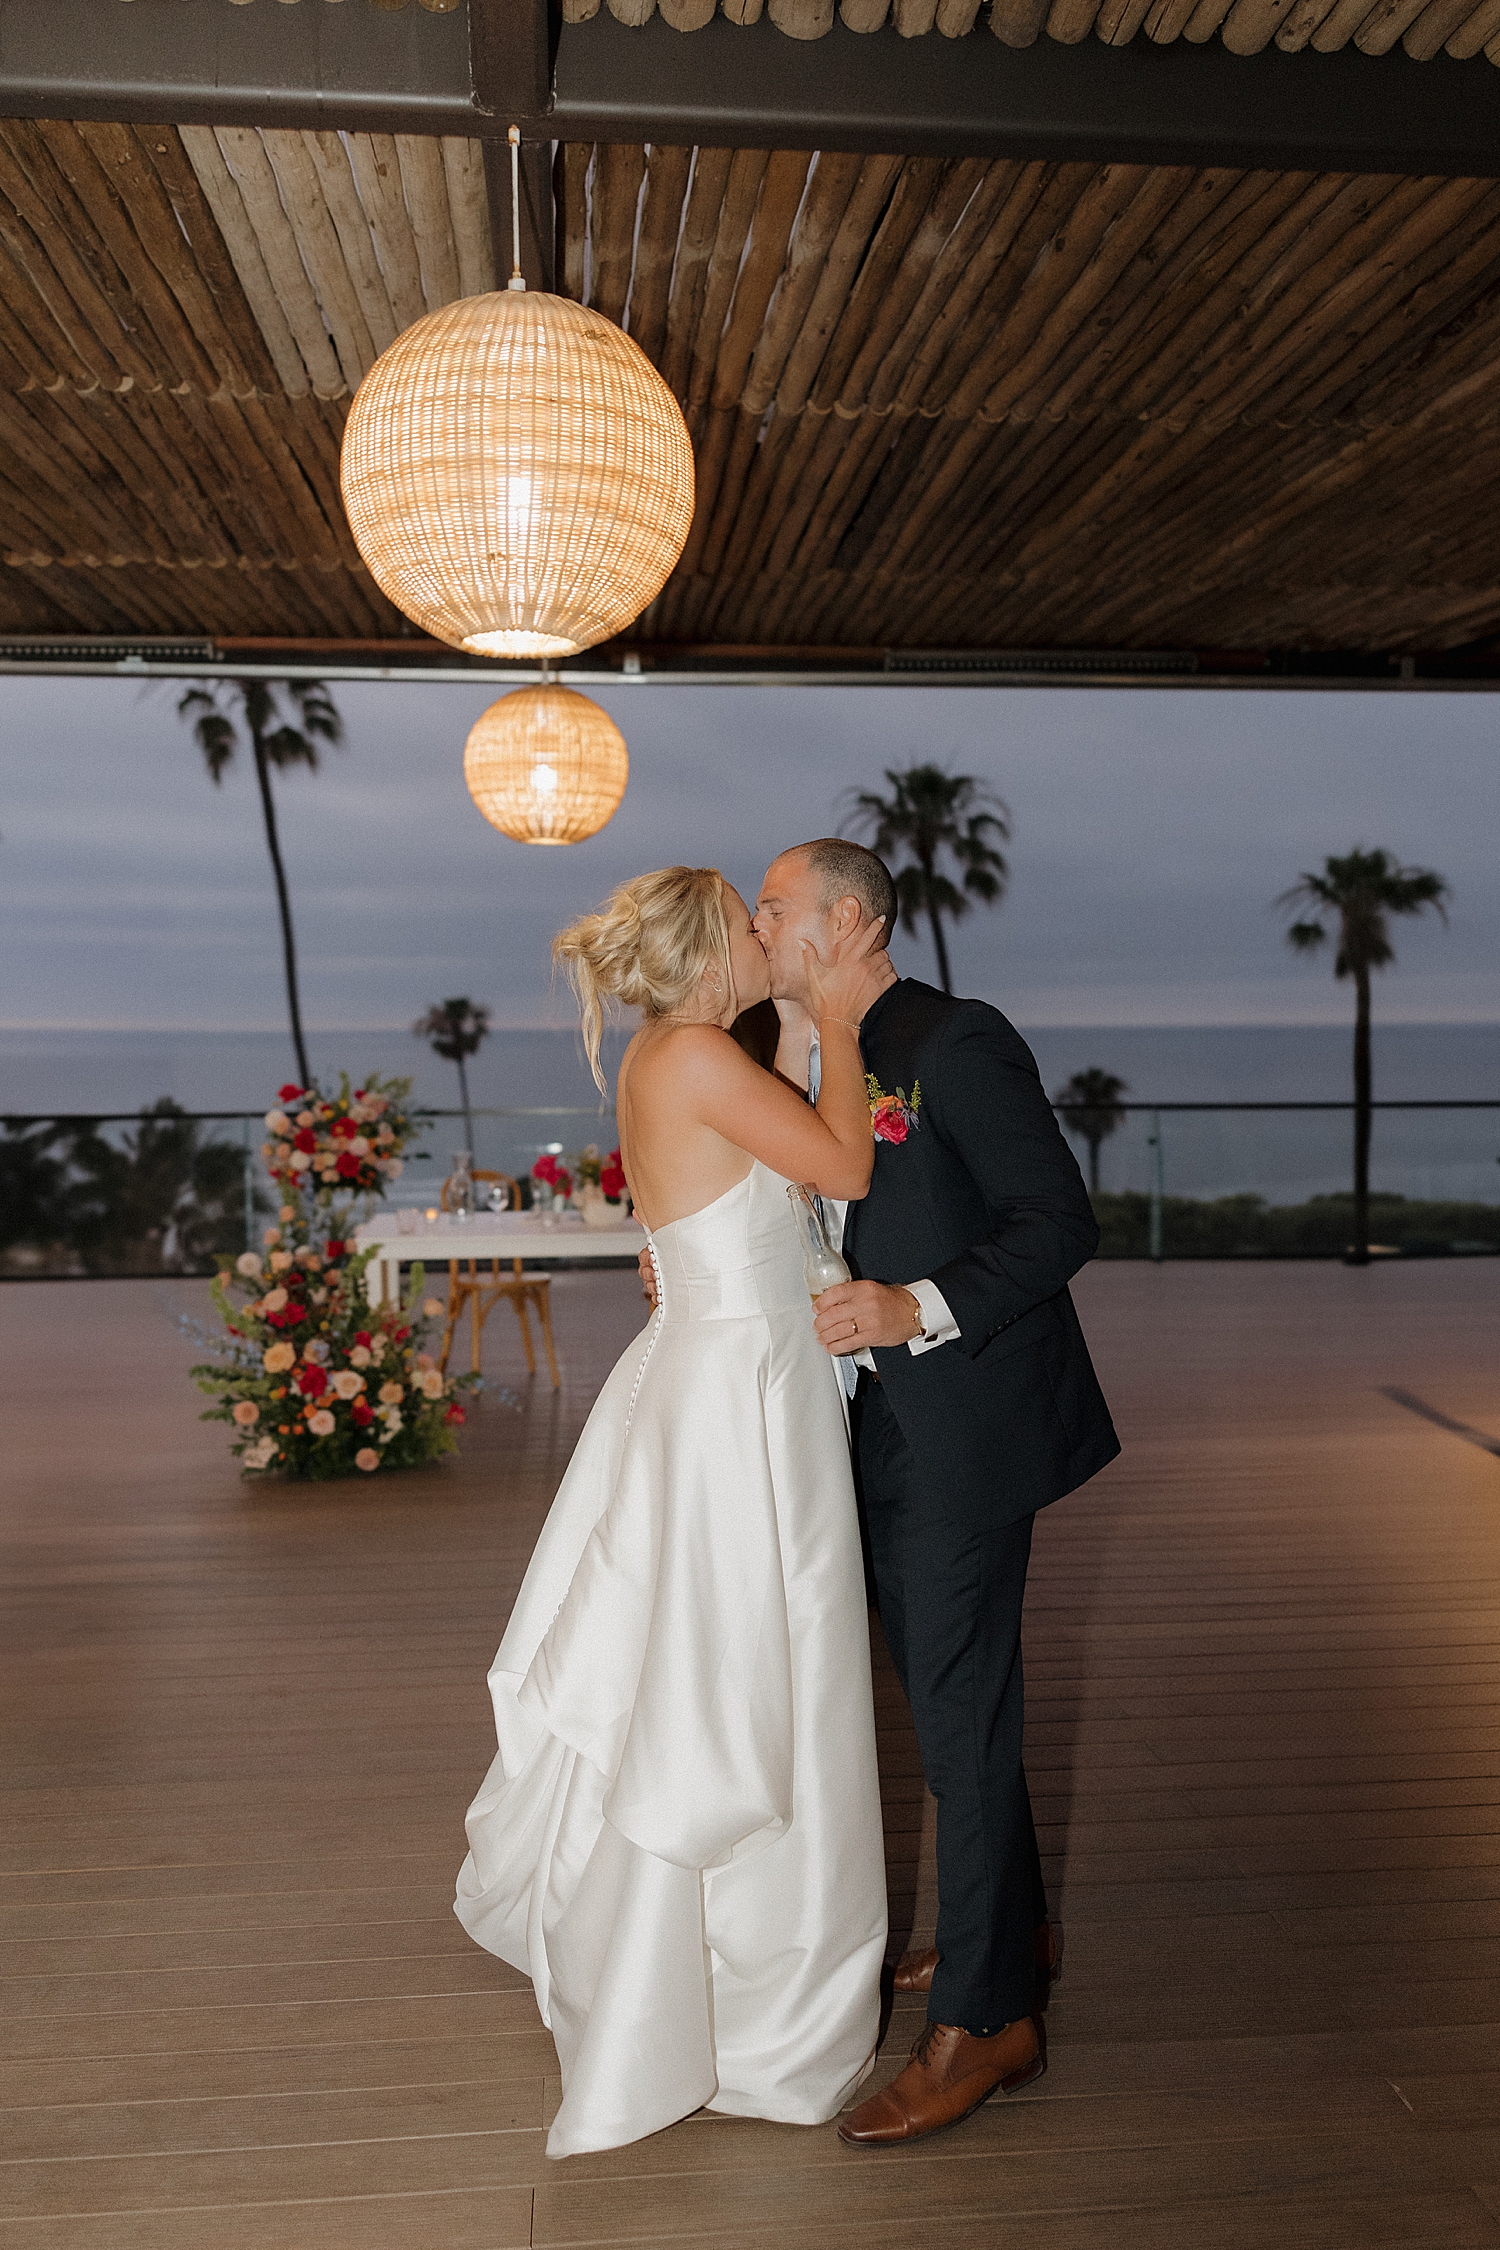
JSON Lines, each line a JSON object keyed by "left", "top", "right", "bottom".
{"left": 851, "top": 1319, "right": 859, "bottom": 1334}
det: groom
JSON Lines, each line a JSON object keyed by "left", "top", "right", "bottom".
{"left": 753, "top": 836, "right": 1119, "bottom": 2146}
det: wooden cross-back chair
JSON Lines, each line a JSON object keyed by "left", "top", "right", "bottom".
{"left": 437, "top": 1171, "right": 560, "bottom": 1389}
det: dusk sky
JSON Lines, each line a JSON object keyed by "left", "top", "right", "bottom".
{"left": 1, "top": 674, "right": 1495, "bottom": 1034}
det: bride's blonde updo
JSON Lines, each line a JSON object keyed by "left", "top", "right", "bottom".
{"left": 553, "top": 866, "right": 736, "bottom": 1092}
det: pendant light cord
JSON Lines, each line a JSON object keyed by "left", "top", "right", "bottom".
{"left": 507, "top": 127, "right": 525, "bottom": 293}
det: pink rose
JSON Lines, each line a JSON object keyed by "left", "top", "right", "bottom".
{"left": 232, "top": 1400, "right": 259, "bottom": 1426}
{"left": 872, "top": 1105, "right": 909, "bottom": 1145}
{"left": 355, "top": 1447, "right": 380, "bottom": 1472}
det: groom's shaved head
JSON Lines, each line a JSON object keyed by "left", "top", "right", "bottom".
{"left": 789, "top": 838, "right": 898, "bottom": 947}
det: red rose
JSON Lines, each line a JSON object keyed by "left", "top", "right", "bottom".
{"left": 334, "top": 1151, "right": 359, "bottom": 1180}
{"left": 330, "top": 1117, "right": 356, "bottom": 1140}
{"left": 352, "top": 1400, "right": 374, "bottom": 1426}
{"left": 326, "top": 1240, "right": 345, "bottom": 1260}
{"left": 872, "top": 1108, "right": 909, "bottom": 1145}
{"left": 293, "top": 1128, "right": 317, "bottom": 1153}
{"left": 394, "top": 1326, "right": 410, "bottom": 1343}
{"left": 354, "top": 1331, "right": 371, "bottom": 1349}
{"left": 278, "top": 1083, "right": 304, "bottom": 1102}
{"left": 444, "top": 1402, "right": 466, "bottom": 1426}
{"left": 601, "top": 1163, "right": 626, "bottom": 1198}
{"left": 266, "top": 1309, "right": 288, "bottom": 1329}
{"left": 296, "top": 1365, "right": 328, "bottom": 1398}
{"left": 532, "top": 1154, "right": 558, "bottom": 1184}
{"left": 286, "top": 1305, "right": 306, "bottom": 1324}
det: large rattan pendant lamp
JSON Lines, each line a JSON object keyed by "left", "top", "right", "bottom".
{"left": 464, "top": 682, "right": 628, "bottom": 846}
{"left": 339, "top": 132, "right": 693, "bottom": 658}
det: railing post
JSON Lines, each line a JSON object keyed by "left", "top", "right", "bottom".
{"left": 1148, "top": 1108, "right": 1164, "bottom": 1263}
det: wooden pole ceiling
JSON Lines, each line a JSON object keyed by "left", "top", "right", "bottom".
{"left": 3, "top": 6, "right": 1500, "bottom": 670}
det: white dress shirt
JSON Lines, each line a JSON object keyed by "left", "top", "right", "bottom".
{"left": 807, "top": 1035, "right": 961, "bottom": 1380}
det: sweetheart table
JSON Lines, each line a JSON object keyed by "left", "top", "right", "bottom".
{"left": 354, "top": 1210, "right": 646, "bottom": 1308}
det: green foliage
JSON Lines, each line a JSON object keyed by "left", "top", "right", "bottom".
{"left": 1278, "top": 848, "right": 1449, "bottom": 980}
{"left": 845, "top": 763, "right": 1010, "bottom": 993}
{"left": 0, "top": 1101, "right": 251, "bottom": 1276}
{"left": 1091, "top": 1190, "right": 1500, "bottom": 1260}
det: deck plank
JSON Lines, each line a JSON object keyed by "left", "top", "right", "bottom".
{"left": 2, "top": 1261, "right": 1498, "bottom": 2246}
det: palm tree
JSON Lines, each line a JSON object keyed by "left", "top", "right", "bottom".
{"left": 413, "top": 998, "right": 492, "bottom": 1153}
{"left": 179, "top": 680, "right": 344, "bottom": 1089}
{"left": 844, "top": 764, "right": 1010, "bottom": 994}
{"left": 1054, "top": 1068, "right": 1129, "bottom": 1195}
{"left": 1278, "top": 848, "right": 1449, "bottom": 1266}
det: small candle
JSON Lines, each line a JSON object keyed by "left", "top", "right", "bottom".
{"left": 424, "top": 1207, "right": 439, "bottom": 1227}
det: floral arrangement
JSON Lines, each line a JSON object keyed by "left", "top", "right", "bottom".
{"left": 560, "top": 1143, "right": 628, "bottom": 1206}
{"left": 601, "top": 1145, "right": 626, "bottom": 1202}
{"left": 261, "top": 1073, "right": 416, "bottom": 1198}
{"left": 531, "top": 1151, "right": 573, "bottom": 1203}
{"left": 867, "top": 1073, "right": 921, "bottom": 1146}
{"left": 192, "top": 1072, "right": 474, "bottom": 1479}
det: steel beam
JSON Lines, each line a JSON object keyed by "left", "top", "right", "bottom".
{"left": 0, "top": 0, "right": 476, "bottom": 132}
{"left": 541, "top": 14, "right": 1500, "bottom": 179}
{"left": 4, "top": 637, "right": 1500, "bottom": 690}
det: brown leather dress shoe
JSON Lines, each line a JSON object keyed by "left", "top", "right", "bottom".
{"left": 892, "top": 1921, "right": 1063, "bottom": 1997}
{"left": 838, "top": 2017, "right": 1044, "bottom": 2145}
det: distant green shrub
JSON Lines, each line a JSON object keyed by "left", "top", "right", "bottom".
{"left": 1091, "top": 1190, "right": 1500, "bottom": 1260}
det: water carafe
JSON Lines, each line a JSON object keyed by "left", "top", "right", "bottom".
{"left": 786, "top": 1183, "right": 850, "bottom": 1300}
{"left": 447, "top": 1150, "right": 474, "bottom": 1221}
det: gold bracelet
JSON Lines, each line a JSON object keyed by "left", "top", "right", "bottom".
{"left": 821, "top": 1016, "right": 864, "bottom": 1032}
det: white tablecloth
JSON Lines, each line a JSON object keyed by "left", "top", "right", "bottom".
{"left": 355, "top": 1213, "right": 646, "bottom": 1306}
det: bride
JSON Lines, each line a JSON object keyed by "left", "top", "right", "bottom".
{"left": 455, "top": 864, "right": 891, "bottom": 2157}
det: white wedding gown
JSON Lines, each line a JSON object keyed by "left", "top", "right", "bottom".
{"left": 454, "top": 1160, "right": 887, "bottom": 2158}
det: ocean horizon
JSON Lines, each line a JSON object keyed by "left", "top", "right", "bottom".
{"left": 3, "top": 1020, "right": 1496, "bottom": 1209}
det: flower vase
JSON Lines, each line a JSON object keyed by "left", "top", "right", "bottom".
{"left": 580, "top": 1183, "right": 614, "bottom": 1229}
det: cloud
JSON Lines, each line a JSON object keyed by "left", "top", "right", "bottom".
{"left": 1, "top": 675, "right": 1495, "bottom": 1030}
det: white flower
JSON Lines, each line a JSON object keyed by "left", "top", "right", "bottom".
{"left": 348, "top": 1135, "right": 370, "bottom": 1156}
{"left": 289, "top": 1149, "right": 312, "bottom": 1171}
{"left": 349, "top": 1345, "right": 372, "bottom": 1369}
{"left": 303, "top": 1338, "right": 330, "bottom": 1364}
{"left": 242, "top": 1437, "right": 276, "bottom": 1469}
{"left": 377, "top": 1123, "right": 395, "bottom": 1143}
{"left": 235, "top": 1251, "right": 263, "bottom": 1278}
{"left": 331, "top": 1369, "right": 365, "bottom": 1399}
{"left": 378, "top": 1381, "right": 404, "bottom": 1405}
{"left": 385, "top": 1158, "right": 404, "bottom": 1179}
{"left": 308, "top": 1409, "right": 336, "bottom": 1437}
{"left": 265, "top": 1109, "right": 290, "bottom": 1134}
{"left": 416, "top": 1368, "right": 445, "bottom": 1400}
{"left": 370, "top": 1337, "right": 388, "bottom": 1364}
{"left": 310, "top": 1288, "right": 328, "bottom": 1306}
{"left": 379, "top": 1412, "right": 403, "bottom": 1441}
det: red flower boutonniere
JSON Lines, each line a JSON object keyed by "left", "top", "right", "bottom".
{"left": 867, "top": 1072, "right": 921, "bottom": 1145}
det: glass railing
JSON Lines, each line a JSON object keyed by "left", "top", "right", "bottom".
{"left": 0, "top": 1103, "right": 613, "bottom": 1278}
{"left": 2, "top": 1099, "right": 1495, "bottom": 1277}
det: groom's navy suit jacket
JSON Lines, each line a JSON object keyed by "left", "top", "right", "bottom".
{"left": 844, "top": 977, "right": 1119, "bottom": 1527}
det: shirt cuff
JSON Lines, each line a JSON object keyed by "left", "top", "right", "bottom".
{"left": 906, "top": 1278, "right": 960, "bottom": 1356}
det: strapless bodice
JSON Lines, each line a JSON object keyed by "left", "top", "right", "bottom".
{"left": 646, "top": 1163, "right": 808, "bottom": 1325}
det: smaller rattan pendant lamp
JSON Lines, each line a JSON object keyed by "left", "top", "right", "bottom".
{"left": 464, "top": 681, "right": 628, "bottom": 846}
{"left": 339, "top": 131, "right": 693, "bottom": 659}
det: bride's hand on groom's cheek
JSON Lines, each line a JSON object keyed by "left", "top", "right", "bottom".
{"left": 813, "top": 1279, "right": 921, "bottom": 1353}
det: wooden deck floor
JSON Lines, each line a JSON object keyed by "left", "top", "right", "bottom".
{"left": 2, "top": 1261, "right": 1499, "bottom": 2248}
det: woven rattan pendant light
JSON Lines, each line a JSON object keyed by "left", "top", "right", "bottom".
{"left": 464, "top": 684, "right": 629, "bottom": 845}
{"left": 339, "top": 132, "right": 693, "bottom": 659}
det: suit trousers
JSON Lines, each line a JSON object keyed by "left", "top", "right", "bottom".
{"left": 854, "top": 1374, "right": 1047, "bottom": 2034}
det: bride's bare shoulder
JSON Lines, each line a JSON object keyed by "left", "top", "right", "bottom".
{"left": 629, "top": 1024, "right": 743, "bottom": 1089}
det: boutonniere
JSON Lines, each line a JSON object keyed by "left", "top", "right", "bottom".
{"left": 867, "top": 1072, "right": 921, "bottom": 1145}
